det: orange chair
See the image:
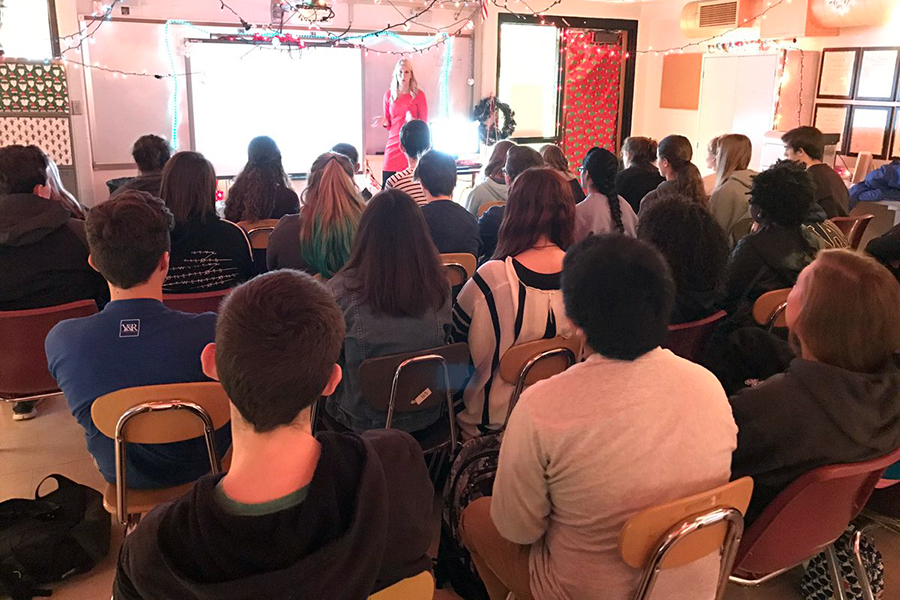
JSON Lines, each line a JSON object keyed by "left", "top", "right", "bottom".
{"left": 236, "top": 219, "right": 280, "bottom": 250}
{"left": 663, "top": 310, "right": 727, "bottom": 363}
{"left": 830, "top": 215, "right": 874, "bottom": 251}
{"left": 163, "top": 289, "right": 231, "bottom": 314}
{"left": 477, "top": 200, "right": 505, "bottom": 219}
{"left": 91, "top": 382, "right": 231, "bottom": 527}
{"left": 498, "top": 335, "right": 582, "bottom": 427}
{"left": 751, "top": 288, "right": 791, "bottom": 331}
{"left": 730, "top": 446, "right": 900, "bottom": 599}
{"left": 440, "top": 253, "right": 477, "bottom": 287}
{"left": 620, "top": 477, "right": 753, "bottom": 600}
{"left": 0, "top": 300, "right": 99, "bottom": 404}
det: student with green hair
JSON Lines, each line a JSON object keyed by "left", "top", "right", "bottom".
{"left": 268, "top": 152, "right": 365, "bottom": 278}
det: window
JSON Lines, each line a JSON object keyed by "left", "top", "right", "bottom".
{"left": 0, "top": 0, "right": 56, "bottom": 60}
{"left": 497, "top": 22, "right": 560, "bottom": 139}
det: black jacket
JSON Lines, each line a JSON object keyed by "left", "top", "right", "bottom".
{"left": 0, "top": 193, "right": 107, "bottom": 311}
{"left": 717, "top": 224, "right": 820, "bottom": 316}
{"left": 164, "top": 218, "right": 254, "bottom": 293}
{"left": 421, "top": 200, "right": 481, "bottom": 257}
{"left": 114, "top": 430, "right": 434, "bottom": 599}
{"left": 731, "top": 358, "right": 900, "bottom": 524}
{"left": 478, "top": 204, "right": 504, "bottom": 261}
{"left": 616, "top": 165, "right": 665, "bottom": 214}
{"left": 808, "top": 163, "right": 849, "bottom": 218}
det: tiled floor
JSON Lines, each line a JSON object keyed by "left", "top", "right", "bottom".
{"left": 3, "top": 396, "right": 899, "bottom": 600}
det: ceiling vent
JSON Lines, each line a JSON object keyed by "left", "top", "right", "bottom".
{"left": 681, "top": 0, "right": 746, "bottom": 38}
{"left": 699, "top": 1, "right": 739, "bottom": 27}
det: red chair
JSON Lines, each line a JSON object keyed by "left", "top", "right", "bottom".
{"left": 730, "top": 446, "right": 900, "bottom": 599}
{"left": 662, "top": 310, "right": 726, "bottom": 363}
{"left": 0, "top": 300, "right": 99, "bottom": 403}
{"left": 162, "top": 289, "right": 231, "bottom": 314}
{"left": 830, "top": 215, "right": 874, "bottom": 251}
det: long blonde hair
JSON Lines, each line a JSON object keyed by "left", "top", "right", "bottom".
{"left": 715, "top": 134, "right": 752, "bottom": 190}
{"left": 299, "top": 152, "right": 365, "bottom": 278}
{"left": 792, "top": 249, "right": 900, "bottom": 374}
{"left": 390, "top": 59, "right": 419, "bottom": 102}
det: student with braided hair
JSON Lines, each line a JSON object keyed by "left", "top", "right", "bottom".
{"left": 574, "top": 147, "right": 637, "bottom": 242}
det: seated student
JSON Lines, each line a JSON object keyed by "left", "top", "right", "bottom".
{"left": 224, "top": 136, "right": 300, "bottom": 223}
{"left": 616, "top": 136, "right": 665, "bottom": 214}
{"left": 267, "top": 152, "right": 365, "bottom": 278}
{"left": 416, "top": 150, "right": 480, "bottom": 256}
{"left": 782, "top": 126, "right": 849, "bottom": 218}
{"left": 717, "top": 160, "right": 822, "bottom": 318}
{"left": 331, "top": 142, "right": 376, "bottom": 201}
{"left": 45, "top": 191, "right": 231, "bottom": 489}
{"left": 866, "top": 223, "right": 900, "bottom": 283}
{"left": 159, "top": 151, "right": 253, "bottom": 293}
{"left": 114, "top": 270, "right": 434, "bottom": 599}
{"left": 708, "top": 134, "right": 755, "bottom": 240}
{"left": 730, "top": 249, "right": 900, "bottom": 525}
{"left": 702, "top": 136, "right": 722, "bottom": 196}
{"left": 540, "top": 144, "right": 585, "bottom": 203}
{"left": 385, "top": 120, "right": 430, "bottom": 205}
{"left": 326, "top": 189, "right": 451, "bottom": 433}
{"left": 575, "top": 146, "right": 637, "bottom": 241}
{"left": 478, "top": 146, "right": 544, "bottom": 259}
{"left": 461, "top": 235, "right": 737, "bottom": 600}
{"left": 452, "top": 168, "right": 577, "bottom": 439}
{"left": 109, "top": 135, "right": 171, "bottom": 198}
{"left": 0, "top": 145, "right": 107, "bottom": 421}
{"left": 466, "top": 140, "right": 515, "bottom": 216}
{"left": 639, "top": 134, "right": 707, "bottom": 214}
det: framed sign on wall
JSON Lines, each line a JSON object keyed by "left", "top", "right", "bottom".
{"left": 813, "top": 104, "right": 850, "bottom": 154}
{"left": 854, "top": 48, "right": 900, "bottom": 102}
{"left": 817, "top": 48, "right": 860, "bottom": 100}
{"left": 847, "top": 105, "right": 892, "bottom": 158}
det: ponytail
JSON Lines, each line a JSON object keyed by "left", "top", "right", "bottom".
{"left": 658, "top": 135, "right": 707, "bottom": 206}
{"left": 583, "top": 147, "right": 625, "bottom": 233}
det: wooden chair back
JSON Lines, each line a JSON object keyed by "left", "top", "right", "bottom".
{"left": 829, "top": 215, "right": 874, "bottom": 251}
{"left": 751, "top": 288, "right": 791, "bottom": 330}
{"left": 441, "top": 253, "right": 477, "bottom": 287}
{"left": 237, "top": 219, "right": 280, "bottom": 250}
{"left": 163, "top": 289, "right": 231, "bottom": 314}
{"left": 477, "top": 200, "right": 505, "bottom": 219}
{"left": 368, "top": 571, "right": 434, "bottom": 599}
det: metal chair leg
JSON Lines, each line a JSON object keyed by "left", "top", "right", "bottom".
{"left": 825, "top": 544, "right": 849, "bottom": 600}
{"left": 850, "top": 530, "right": 876, "bottom": 600}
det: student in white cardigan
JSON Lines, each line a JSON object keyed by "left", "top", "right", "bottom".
{"left": 460, "top": 235, "right": 738, "bottom": 600}
{"left": 574, "top": 147, "right": 638, "bottom": 242}
{"left": 451, "top": 168, "right": 578, "bottom": 440}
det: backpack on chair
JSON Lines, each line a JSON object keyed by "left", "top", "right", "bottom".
{"left": 435, "top": 431, "right": 502, "bottom": 600}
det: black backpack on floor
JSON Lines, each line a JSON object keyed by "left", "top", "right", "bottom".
{"left": 435, "top": 432, "right": 502, "bottom": 600}
{"left": 0, "top": 475, "right": 111, "bottom": 600}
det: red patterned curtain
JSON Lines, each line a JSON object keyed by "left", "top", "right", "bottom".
{"left": 561, "top": 31, "right": 624, "bottom": 168}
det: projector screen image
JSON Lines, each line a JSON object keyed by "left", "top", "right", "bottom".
{"left": 187, "top": 42, "right": 364, "bottom": 177}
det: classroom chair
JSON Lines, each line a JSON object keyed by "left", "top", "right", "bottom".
{"left": 498, "top": 335, "right": 582, "bottom": 428}
{"left": 91, "top": 382, "right": 231, "bottom": 528}
{"left": 730, "top": 446, "right": 900, "bottom": 600}
{"left": 477, "top": 200, "right": 505, "bottom": 219}
{"left": 620, "top": 477, "right": 753, "bottom": 600}
{"left": 663, "top": 310, "right": 727, "bottom": 363}
{"left": 0, "top": 300, "right": 98, "bottom": 405}
{"left": 162, "top": 289, "right": 232, "bottom": 314}
{"left": 236, "top": 219, "right": 280, "bottom": 250}
{"left": 368, "top": 571, "right": 434, "bottom": 599}
{"left": 830, "top": 214, "right": 874, "bottom": 251}
{"left": 751, "top": 288, "right": 791, "bottom": 331}
{"left": 440, "top": 253, "right": 477, "bottom": 287}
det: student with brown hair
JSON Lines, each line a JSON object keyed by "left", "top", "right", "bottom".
{"left": 109, "top": 134, "right": 172, "bottom": 198}
{"left": 782, "top": 126, "right": 849, "bottom": 217}
{"left": 114, "top": 270, "right": 434, "bottom": 599}
{"left": 223, "top": 136, "right": 300, "bottom": 223}
{"left": 326, "top": 188, "right": 452, "bottom": 433}
{"left": 540, "top": 144, "right": 585, "bottom": 203}
{"left": 466, "top": 140, "right": 516, "bottom": 216}
{"left": 708, "top": 134, "right": 755, "bottom": 239}
{"left": 452, "top": 168, "right": 578, "bottom": 439}
{"left": 158, "top": 151, "right": 253, "bottom": 293}
{"left": 639, "top": 134, "right": 707, "bottom": 214}
{"left": 616, "top": 136, "right": 665, "bottom": 213}
{"left": 267, "top": 152, "right": 365, "bottom": 278}
{"left": 730, "top": 249, "right": 900, "bottom": 524}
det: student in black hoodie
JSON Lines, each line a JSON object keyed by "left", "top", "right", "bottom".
{"left": 115, "top": 270, "right": 434, "bottom": 600}
{"left": 730, "top": 249, "right": 900, "bottom": 525}
{"left": 0, "top": 145, "right": 107, "bottom": 421}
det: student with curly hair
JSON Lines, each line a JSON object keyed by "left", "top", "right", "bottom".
{"left": 575, "top": 147, "right": 637, "bottom": 241}
{"left": 224, "top": 136, "right": 299, "bottom": 223}
{"left": 616, "top": 136, "right": 665, "bottom": 213}
{"left": 638, "top": 191, "right": 730, "bottom": 324}
{"left": 717, "top": 159, "right": 823, "bottom": 316}
{"left": 267, "top": 152, "right": 365, "bottom": 278}
{"left": 639, "top": 135, "right": 707, "bottom": 214}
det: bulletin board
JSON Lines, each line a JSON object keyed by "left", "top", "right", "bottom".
{"left": 659, "top": 53, "right": 703, "bottom": 110}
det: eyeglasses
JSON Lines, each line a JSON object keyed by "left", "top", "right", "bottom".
{"left": 576, "top": 166, "right": 586, "bottom": 173}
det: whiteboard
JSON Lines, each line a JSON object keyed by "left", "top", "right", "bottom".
{"left": 187, "top": 42, "right": 364, "bottom": 177}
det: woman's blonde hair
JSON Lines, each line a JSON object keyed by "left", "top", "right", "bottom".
{"left": 539, "top": 144, "right": 571, "bottom": 174}
{"left": 299, "top": 152, "right": 365, "bottom": 278}
{"left": 715, "top": 134, "right": 752, "bottom": 190}
{"left": 792, "top": 249, "right": 900, "bottom": 374}
{"left": 390, "top": 59, "right": 419, "bottom": 102}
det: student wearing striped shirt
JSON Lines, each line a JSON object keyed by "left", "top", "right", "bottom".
{"left": 385, "top": 120, "right": 430, "bottom": 205}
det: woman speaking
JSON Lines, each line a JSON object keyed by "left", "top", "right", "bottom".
{"left": 375, "top": 58, "right": 428, "bottom": 186}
